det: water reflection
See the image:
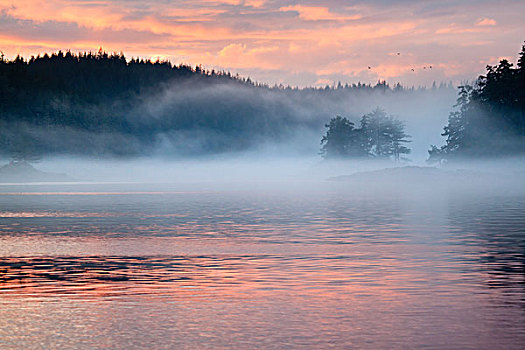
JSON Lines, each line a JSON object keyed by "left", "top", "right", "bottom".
{"left": 0, "top": 183, "right": 524, "bottom": 349}
{"left": 447, "top": 193, "right": 525, "bottom": 305}
{"left": 0, "top": 253, "right": 422, "bottom": 299}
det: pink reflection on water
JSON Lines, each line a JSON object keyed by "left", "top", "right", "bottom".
{"left": 0, "top": 252, "right": 524, "bottom": 349}
{"left": 0, "top": 211, "right": 190, "bottom": 218}
{"left": 0, "top": 191, "right": 213, "bottom": 196}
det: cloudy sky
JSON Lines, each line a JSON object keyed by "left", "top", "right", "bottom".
{"left": 1, "top": 0, "right": 524, "bottom": 86}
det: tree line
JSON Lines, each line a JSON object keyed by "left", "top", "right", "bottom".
{"left": 0, "top": 49, "right": 451, "bottom": 160}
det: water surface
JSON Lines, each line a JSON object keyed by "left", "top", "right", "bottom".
{"left": 0, "top": 181, "right": 524, "bottom": 349}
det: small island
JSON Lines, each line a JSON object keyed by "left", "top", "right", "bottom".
{"left": 328, "top": 165, "right": 524, "bottom": 189}
{"left": 0, "top": 160, "right": 73, "bottom": 183}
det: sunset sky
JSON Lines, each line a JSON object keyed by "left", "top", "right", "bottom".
{"left": 1, "top": 0, "right": 524, "bottom": 87}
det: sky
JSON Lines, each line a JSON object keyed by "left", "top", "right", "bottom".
{"left": 0, "top": 0, "right": 524, "bottom": 87}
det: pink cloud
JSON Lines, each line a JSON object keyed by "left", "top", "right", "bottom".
{"left": 476, "top": 18, "right": 497, "bottom": 26}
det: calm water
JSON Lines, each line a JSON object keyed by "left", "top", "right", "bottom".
{"left": 0, "top": 181, "right": 524, "bottom": 349}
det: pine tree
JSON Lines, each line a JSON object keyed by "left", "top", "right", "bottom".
{"left": 321, "top": 109, "right": 410, "bottom": 160}
{"left": 320, "top": 116, "right": 358, "bottom": 158}
{"left": 429, "top": 42, "right": 525, "bottom": 161}
{"left": 360, "top": 108, "right": 410, "bottom": 159}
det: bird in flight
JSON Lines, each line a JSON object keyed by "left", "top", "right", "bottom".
{"left": 411, "top": 68, "right": 415, "bottom": 71}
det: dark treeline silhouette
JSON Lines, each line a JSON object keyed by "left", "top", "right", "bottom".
{"left": 429, "top": 43, "right": 525, "bottom": 161}
{"left": 0, "top": 50, "right": 451, "bottom": 159}
{"left": 320, "top": 108, "right": 411, "bottom": 160}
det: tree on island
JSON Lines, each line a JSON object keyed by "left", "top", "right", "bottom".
{"left": 428, "top": 42, "right": 525, "bottom": 162}
{"left": 320, "top": 116, "right": 365, "bottom": 158}
{"left": 321, "top": 108, "right": 411, "bottom": 160}
{"left": 360, "top": 108, "right": 411, "bottom": 160}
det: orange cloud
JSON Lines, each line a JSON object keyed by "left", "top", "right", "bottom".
{"left": 202, "top": 43, "right": 281, "bottom": 70}
{"left": 435, "top": 24, "right": 483, "bottom": 34}
{"left": 279, "top": 5, "right": 361, "bottom": 21}
{"left": 245, "top": 0, "right": 266, "bottom": 8}
{"left": 476, "top": 18, "right": 497, "bottom": 26}
{"left": 0, "top": 1, "right": 122, "bottom": 29}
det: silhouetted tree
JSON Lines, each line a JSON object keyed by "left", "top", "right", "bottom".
{"left": 360, "top": 108, "right": 411, "bottom": 159}
{"left": 429, "top": 41, "right": 525, "bottom": 161}
{"left": 321, "top": 109, "right": 410, "bottom": 160}
{"left": 320, "top": 116, "right": 363, "bottom": 158}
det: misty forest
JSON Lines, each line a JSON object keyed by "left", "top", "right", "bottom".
{"left": 1, "top": 45, "right": 524, "bottom": 162}
{"left": 0, "top": 50, "right": 467, "bottom": 160}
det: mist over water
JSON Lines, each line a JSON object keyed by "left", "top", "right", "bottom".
{"left": 19, "top": 151, "right": 523, "bottom": 188}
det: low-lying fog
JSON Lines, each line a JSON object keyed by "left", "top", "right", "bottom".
{"left": 16, "top": 155, "right": 525, "bottom": 190}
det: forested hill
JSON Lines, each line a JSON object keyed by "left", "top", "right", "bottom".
{"left": 0, "top": 50, "right": 453, "bottom": 159}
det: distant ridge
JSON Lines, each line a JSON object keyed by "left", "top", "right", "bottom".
{"left": 0, "top": 161, "right": 73, "bottom": 183}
